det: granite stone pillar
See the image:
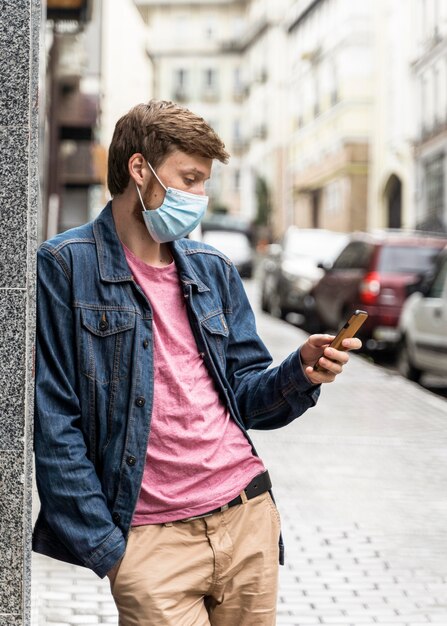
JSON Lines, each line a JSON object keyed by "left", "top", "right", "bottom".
{"left": 0, "top": 1, "right": 42, "bottom": 624}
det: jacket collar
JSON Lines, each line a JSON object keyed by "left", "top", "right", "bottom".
{"left": 93, "top": 202, "right": 209, "bottom": 292}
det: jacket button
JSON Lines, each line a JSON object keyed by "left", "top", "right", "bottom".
{"left": 143, "top": 339, "right": 149, "bottom": 349}
{"left": 199, "top": 352, "right": 205, "bottom": 359}
{"left": 135, "top": 396, "right": 145, "bottom": 407}
{"left": 126, "top": 455, "right": 136, "bottom": 466}
{"left": 112, "top": 512, "right": 121, "bottom": 524}
{"left": 99, "top": 320, "right": 109, "bottom": 331}
{"left": 183, "top": 293, "right": 189, "bottom": 299}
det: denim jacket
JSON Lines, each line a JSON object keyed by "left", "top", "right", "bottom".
{"left": 32, "top": 203, "right": 320, "bottom": 578}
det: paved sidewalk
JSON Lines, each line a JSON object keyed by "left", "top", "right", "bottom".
{"left": 31, "top": 304, "right": 447, "bottom": 625}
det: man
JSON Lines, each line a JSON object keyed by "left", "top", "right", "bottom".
{"left": 33, "top": 100, "right": 361, "bottom": 625}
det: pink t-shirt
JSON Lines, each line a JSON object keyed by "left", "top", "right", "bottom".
{"left": 124, "top": 246, "right": 265, "bottom": 525}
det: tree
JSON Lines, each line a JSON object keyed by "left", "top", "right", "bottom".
{"left": 255, "top": 175, "right": 272, "bottom": 228}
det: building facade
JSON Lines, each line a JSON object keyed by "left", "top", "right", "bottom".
{"left": 44, "top": 1, "right": 100, "bottom": 238}
{"left": 237, "top": 0, "right": 291, "bottom": 234}
{"left": 100, "top": 0, "right": 152, "bottom": 157}
{"left": 45, "top": 1, "right": 447, "bottom": 241}
{"left": 367, "top": 0, "right": 416, "bottom": 232}
{"left": 43, "top": 0, "right": 152, "bottom": 238}
{"left": 412, "top": 0, "right": 447, "bottom": 232}
{"left": 136, "top": 0, "right": 248, "bottom": 214}
{"left": 285, "top": 0, "right": 375, "bottom": 234}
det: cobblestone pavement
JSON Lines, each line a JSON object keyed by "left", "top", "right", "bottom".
{"left": 31, "top": 283, "right": 447, "bottom": 625}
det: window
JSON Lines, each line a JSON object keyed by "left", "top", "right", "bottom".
{"left": 333, "top": 242, "right": 373, "bottom": 270}
{"left": 313, "top": 72, "right": 320, "bottom": 117}
{"left": 234, "top": 169, "right": 241, "bottom": 191}
{"left": 233, "top": 67, "right": 243, "bottom": 100}
{"left": 325, "top": 180, "right": 341, "bottom": 215}
{"left": 174, "top": 68, "right": 187, "bottom": 89}
{"left": 202, "top": 68, "right": 219, "bottom": 100}
{"left": 330, "top": 61, "right": 339, "bottom": 105}
{"left": 173, "top": 68, "right": 189, "bottom": 101}
{"left": 175, "top": 14, "right": 189, "bottom": 40}
{"left": 378, "top": 245, "right": 441, "bottom": 274}
{"left": 433, "top": 66, "right": 439, "bottom": 124}
{"left": 420, "top": 75, "right": 427, "bottom": 135}
{"left": 425, "top": 153, "right": 445, "bottom": 220}
{"left": 233, "top": 119, "right": 241, "bottom": 141}
{"left": 204, "top": 68, "right": 217, "bottom": 90}
{"left": 428, "top": 255, "right": 447, "bottom": 298}
{"left": 204, "top": 16, "right": 217, "bottom": 39}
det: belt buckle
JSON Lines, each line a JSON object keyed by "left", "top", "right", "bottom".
{"left": 179, "top": 511, "right": 214, "bottom": 523}
{"left": 179, "top": 502, "right": 229, "bottom": 523}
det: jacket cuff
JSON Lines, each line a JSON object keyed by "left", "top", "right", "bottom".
{"left": 285, "top": 348, "right": 320, "bottom": 405}
{"left": 84, "top": 526, "right": 126, "bottom": 579}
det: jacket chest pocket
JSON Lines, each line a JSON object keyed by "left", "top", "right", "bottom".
{"left": 80, "top": 308, "right": 136, "bottom": 384}
{"left": 201, "top": 311, "right": 229, "bottom": 366}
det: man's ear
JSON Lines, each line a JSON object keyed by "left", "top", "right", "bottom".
{"left": 128, "top": 153, "right": 146, "bottom": 186}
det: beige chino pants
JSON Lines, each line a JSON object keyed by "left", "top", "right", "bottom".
{"left": 109, "top": 492, "right": 281, "bottom": 625}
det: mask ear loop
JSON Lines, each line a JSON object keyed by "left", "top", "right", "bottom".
{"left": 146, "top": 161, "right": 167, "bottom": 191}
{"left": 135, "top": 160, "right": 167, "bottom": 210}
{"left": 135, "top": 183, "right": 148, "bottom": 211}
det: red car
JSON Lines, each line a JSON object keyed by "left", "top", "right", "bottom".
{"left": 310, "top": 231, "right": 447, "bottom": 350}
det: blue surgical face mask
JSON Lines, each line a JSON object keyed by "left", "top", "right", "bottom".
{"left": 136, "top": 161, "right": 209, "bottom": 243}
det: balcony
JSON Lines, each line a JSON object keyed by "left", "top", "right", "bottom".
{"left": 416, "top": 118, "right": 447, "bottom": 148}
{"left": 172, "top": 88, "right": 189, "bottom": 103}
{"left": 47, "top": 0, "right": 92, "bottom": 23}
{"left": 232, "top": 138, "right": 246, "bottom": 155}
{"left": 201, "top": 88, "right": 220, "bottom": 103}
{"left": 254, "top": 68, "right": 268, "bottom": 84}
{"left": 60, "top": 140, "right": 103, "bottom": 186}
{"left": 232, "top": 87, "right": 245, "bottom": 103}
{"left": 252, "top": 124, "right": 267, "bottom": 140}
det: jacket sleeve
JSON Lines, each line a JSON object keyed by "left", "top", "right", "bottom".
{"left": 225, "top": 263, "right": 321, "bottom": 430}
{"left": 33, "top": 245, "right": 125, "bottom": 578}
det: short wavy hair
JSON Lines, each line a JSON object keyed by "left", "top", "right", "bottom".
{"left": 107, "top": 100, "right": 230, "bottom": 196}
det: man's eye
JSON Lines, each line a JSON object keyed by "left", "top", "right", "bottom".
{"left": 184, "top": 178, "right": 195, "bottom": 185}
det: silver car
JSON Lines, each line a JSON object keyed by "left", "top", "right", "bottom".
{"left": 397, "top": 245, "right": 447, "bottom": 381}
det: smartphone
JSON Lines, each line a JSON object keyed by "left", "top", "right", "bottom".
{"left": 313, "top": 309, "right": 368, "bottom": 371}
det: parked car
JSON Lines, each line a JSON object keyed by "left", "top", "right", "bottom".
{"left": 397, "top": 244, "right": 447, "bottom": 381}
{"left": 201, "top": 229, "right": 254, "bottom": 278}
{"left": 259, "top": 227, "right": 348, "bottom": 326}
{"left": 201, "top": 213, "right": 254, "bottom": 243}
{"left": 310, "top": 230, "right": 447, "bottom": 350}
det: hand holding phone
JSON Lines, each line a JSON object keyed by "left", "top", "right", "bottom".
{"left": 313, "top": 309, "right": 368, "bottom": 372}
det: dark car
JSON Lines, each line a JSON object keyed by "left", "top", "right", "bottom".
{"left": 310, "top": 230, "right": 447, "bottom": 350}
{"left": 259, "top": 227, "right": 348, "bottom": 325}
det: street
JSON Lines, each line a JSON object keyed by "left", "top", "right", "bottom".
{"left": 31, "top": 279, "right": 447, "bottom": 626}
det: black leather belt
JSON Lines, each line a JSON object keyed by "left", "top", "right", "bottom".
{"left": 178, "top": 470, "right": 272, "bottom": 523}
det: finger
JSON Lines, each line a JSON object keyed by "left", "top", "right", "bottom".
{"left": 324, "top": 347, "right": 350, "bottom": 365}
{"left": 341, "top": 338, "right": 362, "bottom": 351}
{"left": 305, "top": 365, "right": 336, "bottom": 383}
{"left": 317, "top": 357, "right": 344, "bottom": 375}
{"left": 309, "top": 333, "right": 335, "bottom": 348}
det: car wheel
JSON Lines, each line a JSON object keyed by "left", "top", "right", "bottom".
{"left": 397, "top": 337, "right": 422, "bottom": 383}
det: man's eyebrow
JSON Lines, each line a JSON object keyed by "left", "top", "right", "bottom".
{"left": 180, "top": 167, "right": 209, "bottom": 178}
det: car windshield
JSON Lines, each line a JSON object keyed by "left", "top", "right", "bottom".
{"left": 377, "top": 245, "right": 441, "bottom": 274}
{"left": 284, "top": 230, "right": 346, "bottom": 262}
